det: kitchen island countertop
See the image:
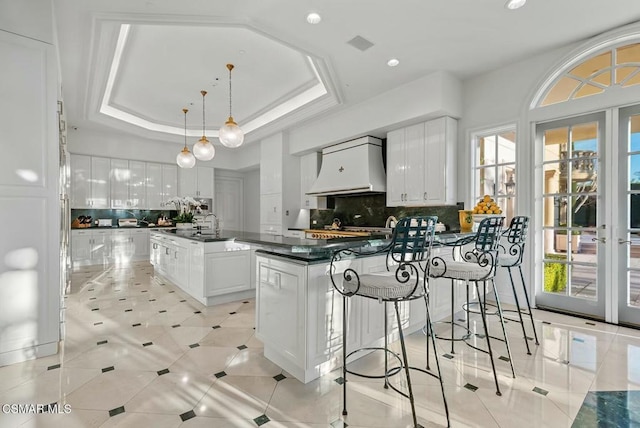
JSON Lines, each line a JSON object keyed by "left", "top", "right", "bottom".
{"left": 155, "top": 229, "right": 468, "bottom": 264}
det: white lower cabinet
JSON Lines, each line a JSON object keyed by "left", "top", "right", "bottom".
{"left": 256, "top": 257, "right": 306, "bottom": 368}
{"left": 72, "top": 228, "right": 151, "bottom": 267}
{"left": 150, "top": 232, "right": 252, "bottom": 305}
{"left": 256, "top": 253, "right": 427, "bottom": 384}
{"left": 71, "top": 230, "right": 92, "bottom": 266}
{"left": 205, "top": 251, "right": 251, "bottom": 296}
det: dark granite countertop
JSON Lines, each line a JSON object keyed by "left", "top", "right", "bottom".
{"left": 154, "top": 229, "right": 472, "bottom": 264}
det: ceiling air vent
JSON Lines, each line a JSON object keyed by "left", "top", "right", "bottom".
{"left": 347, "top": 35, "right": 374, "bottom": 51}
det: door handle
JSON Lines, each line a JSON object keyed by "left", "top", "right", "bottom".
{"left": 591, "top": 237, "right": 607, "bottom": 243}
{"left": 618, "top": 239, "right": 632, "bottom": 244}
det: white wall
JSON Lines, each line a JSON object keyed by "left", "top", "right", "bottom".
{"left": 243, "top": 169, "right": 260, "bottom": 232}
{"left": 0, "top": 0, "right": 60, "bottom": 365}
{"left": 288, "top": 70, "right": 462, "bottom": 155}
{"left": 459, "top": 41, "right": 582, "bottom": 306}
{"left": 67, "top": 127, "right": 258, "bottom": 169}
{"left": 0, "top": 0, "right": 54, "bottom": 44}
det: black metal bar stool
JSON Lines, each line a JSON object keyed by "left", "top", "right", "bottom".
{"left": 330, "top": 216, "right": 450, "bottom": 428}
{"left": 429, "top": 216, "right": 515, "bottom": 396}
{"left": 498, "top": 215, "right": 539, "bottom": 354}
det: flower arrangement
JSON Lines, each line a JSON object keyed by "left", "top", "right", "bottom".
{"left": 166, "top": 196, "right": 203, "bottom": 223}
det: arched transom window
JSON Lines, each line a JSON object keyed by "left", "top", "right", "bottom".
{"left": 540, "top": 43, "right": 640, "bottom": 107}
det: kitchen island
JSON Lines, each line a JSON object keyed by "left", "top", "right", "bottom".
{"left": 150, "top": 229, "right": 469, "bottom": 383}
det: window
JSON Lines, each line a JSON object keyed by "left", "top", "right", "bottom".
{"left": 473, "top": 129, "right": 516, "bottom": 224}
{"left": 540, "top": 43, "right": 640, "bottom": 107}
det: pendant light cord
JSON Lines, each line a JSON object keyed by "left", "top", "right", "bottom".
{"left": 229, "top": 67, "right": 232, "bottom": 117}
{"left": 201, "top": 90, "right": 207, "bottom": 137}
{"left": 183, "top": 108, "right": 188, "bottom": 148}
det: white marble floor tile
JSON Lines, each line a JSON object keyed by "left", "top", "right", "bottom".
{"left": 7, "top": 261, "right": 640, "bottom": 427}
{"left": 63, "top": 369, "right": 157, "bottom": 411}
{"left": 194, "top": 375, "right": 277, "bottom": 419}
{"left": 124, "top": 371, "right": 213, "bottom": 414}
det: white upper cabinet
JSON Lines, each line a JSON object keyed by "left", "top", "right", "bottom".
{"left": 70, "top": 154, "right": 110, "bottom": 208}
{"left": 386, "top": 117, "right": 457, "bottom": 207}
{"left": 91, "top": 157, "right": 111, "bottom": 208}
{"left": 423, "top": 117, "right": 457, "bottom": 205}
{"left": 145, "top": 162, "right": 178, "bottom": 210}
{"left": 110, "top": 159, "right": 147, "bottom": 209}
{"left": 300, "top": 152, "right": 326, "bottom": 210}
{"left": 178, "top": 166, "right": 214, "bottom": 198}
{"left": 129, "top": 161, "right": 146, "bottom": 208}
{"left": 110, "top": 158, "right": 129, "bottom": 209}
{"left": 146, "top": 162, "right": 163, "bottom": 210}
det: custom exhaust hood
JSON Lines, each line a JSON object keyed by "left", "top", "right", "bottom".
{"left": 306, "top": 136, "right": 386, "bottom": 197}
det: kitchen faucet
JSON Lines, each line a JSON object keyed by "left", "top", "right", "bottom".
{"left": 203, "top": 213, "right": 220, "bottom": 234}
{"left": 385, "top": 216, "right": 398, "bottom": 229}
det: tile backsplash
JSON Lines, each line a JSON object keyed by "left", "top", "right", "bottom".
{"left": 71, "top": 209, "right": 178, "bottom": 225}
{"left": 310, "top": 194, "right": 464, "bottom": 231}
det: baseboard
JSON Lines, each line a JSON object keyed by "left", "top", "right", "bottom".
{"left": 0, "top": 341, "right": 58, "bottom": 367}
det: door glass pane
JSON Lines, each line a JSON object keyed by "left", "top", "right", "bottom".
{"left": 630, "top": 116, "right": 640, "bottom": 152}
{"left": 570, "top": 264, "right": 597, "bottom": 301}
{"left": 543, "top": 162, "right": 566, "bottom": 195}
{"left": 544, "top": 128, "right": 568, "bottom": 162}
{"left": 571, "top": 194, "right": 597, "bottom": 228}
{"left": 630, "top": 154, "right": 640, "bottom": 187}
{"left": 628, "top": 233, "right": 640, "bottom": 308}
{"left": 544, "top": 254, "right": 568, "bottom": 295}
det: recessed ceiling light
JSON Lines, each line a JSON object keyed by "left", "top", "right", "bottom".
{"left": 306, "top": 12, "right": 322, "bottom": 24}
{"left": 387, "top": 58, "right": 400, "bottom": 67}
{"left": 505, "top": 0, "right": 526, "bottom": 9}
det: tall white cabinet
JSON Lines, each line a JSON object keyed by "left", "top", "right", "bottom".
{"left": 0, "top": 14, "right": 60, "bottom": 365}
{"left": 259, "top": 133, "right": 300, "bottom": 235}
{"left": 386, "top": 116, "right": 457, "bottom": 207}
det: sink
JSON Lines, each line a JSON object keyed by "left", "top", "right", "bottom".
{"left": 192, "top": 232, "right": 221, "bottom": 237}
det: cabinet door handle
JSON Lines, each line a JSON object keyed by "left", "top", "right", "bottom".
{"left": 175, "top": 252, "right": 178, "bottom": 259}
{"left": 274, "top": 272, "right": 281, "bottom": 289}
{"left": 424, "top": 192, "right": 427, "bottom": 200}
{"left": 165, "top": 248, "right": 169, "bottom": 255}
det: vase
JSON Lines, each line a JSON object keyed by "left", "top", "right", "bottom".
{"left": 176, "top": 222, "right": 193, "bottom": 230}
{"left": 458, "top": 210, "right": 473, "bottom": 233}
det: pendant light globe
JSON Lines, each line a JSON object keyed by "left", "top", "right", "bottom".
{"left": 177, "top": 147, "right": 196, "bottom": 168}
{"left": 177, "top": 108, "right": 196, "bottom": 168}
{"left": 193, "top": 136, "right": 215, "bottom": 160}
{"left": 219, "top": 117, "right": 244, "bottom": 148}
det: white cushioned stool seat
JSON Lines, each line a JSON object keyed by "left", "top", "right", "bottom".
{"left": 429, "top": 260, "right": 492, "bottom": 281}
{"left": 342, "top": 272, "right": 422, "bottom": 300}
{"left": 498, "top": 253, "right": 519, "bottom": 267}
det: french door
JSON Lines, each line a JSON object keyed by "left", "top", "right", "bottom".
{"left": 617, "top": 105, "right": 640, "bottom": 326}
{"left": 536, "top": 113, "right": 607, "bottom": 320}
{"left": 536, "top": 106, "right": 640, "bottom": 326}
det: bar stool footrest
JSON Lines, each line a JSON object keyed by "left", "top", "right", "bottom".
{"left": 344, "top": 347, "right": 403, "bottom": 380}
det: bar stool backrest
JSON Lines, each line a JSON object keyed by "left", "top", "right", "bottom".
{"left": 505, "top": 216, "right": 529, "bottom": 244}
{"left": 475, "top": 216, "right": 505, "bottom": 252}
{"left": 389, "top": 216, "right": 437, "bottom": 264}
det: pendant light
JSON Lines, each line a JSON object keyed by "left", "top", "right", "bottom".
{"left": 193, "top": 90, "right": 215, "bottom": 160}
{"left": 176, "top": 108, "right": 196, "bottom": 168}
{"left": 219, "top": 64, "right": 244, "bottom": 148}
